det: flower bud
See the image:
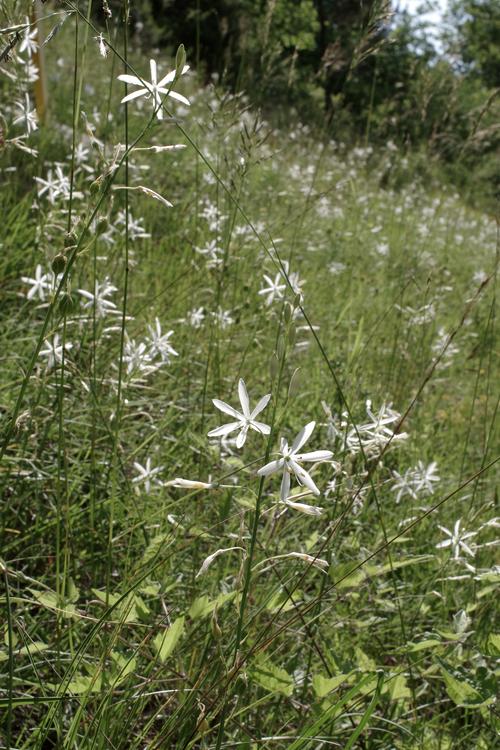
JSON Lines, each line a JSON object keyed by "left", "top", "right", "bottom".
{"left": 175, "top": 44, "right": 186, "bottom": 78}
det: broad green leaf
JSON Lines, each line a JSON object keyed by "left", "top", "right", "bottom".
{"left": 153, "top": 617, "right": 185, "bottom": 663}
{"left": 484, "top": 633, "right": 500, "bottom": 657}
{"left": 250, "top": 656, "right": 294, "bottom": 696}
{"left": 439, "top": 662, "right": 496, "bottom": 708}
{"left": 385, "top": 673, "right": 411, "bottom": 700}
{"left": 312, "top": 672, "right": 351, "bottom": 698}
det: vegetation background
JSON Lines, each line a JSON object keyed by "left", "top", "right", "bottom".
{"left": 0, "top": 1, "right": 498, "bottom": 748}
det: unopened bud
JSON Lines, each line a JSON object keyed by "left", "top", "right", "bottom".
{"left": 175, "top": 44, "right": 186, "bottom": 78}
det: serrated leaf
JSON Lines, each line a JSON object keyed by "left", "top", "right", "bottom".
{"left": 153, "top": 617, "right": 185, "bottom": 663}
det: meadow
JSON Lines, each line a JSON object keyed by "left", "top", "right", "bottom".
{"left": 0, "top": 3, "right": 498, "bottom": 748}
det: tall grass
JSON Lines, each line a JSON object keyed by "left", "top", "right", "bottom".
{"left": 0, "top": 2, "right": 498, "bottom": 748}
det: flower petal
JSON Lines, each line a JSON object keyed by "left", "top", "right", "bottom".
{"left": 280, "top": 470, "right": 291, "bottom": 502}
{"left": 207, "top": 421, "right": 240, "bottom": 438}
{"left": 117, "top": 74, "right": 142, "bottom": 85}
{"left": 165, "top": 90, "right": 190, "bottom": 106}
{"left": 290, "top": 459, "right": 320, "bottom": 495}
{"left": 150, "top": 59, "right": 157, "bottom": 86}
{"left": 236, "top": 424, "right": 249, "bottom": 449}
{"left": 291, "top": 421, "right": 316, "bottom": 453}
{"left": 238, "top": 379, "right": 250, "bottom": 418}
{"left": 282, "top": 499, "right": 323, "bottom": 516}
{"left": 121, "top": 88, "right": 148, "bottom": 104}
{"left": 212, "top": 399, "right": 242, "bottom": 420}
{"left": 250, "top": 420, "right": 271, "bottom": 435}
{"left": 157, "top": 64, "right": 190, "bottom": 88}
{"left": 250, "top": 393, "right": 271, "bottom": 419}
{"left": 257, "top": 458, "right": 284, "bottom": 477}
{"left": 294, "top": 450, "right": 333, "bottom": 463}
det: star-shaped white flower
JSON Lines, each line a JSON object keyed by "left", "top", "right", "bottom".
{"left": 132, "top": 457, "right": 164, "bottom": 494}
{"left": 436, "top": 520, "right": 477, "bottom": 559}
{"left": 208, "top": 379, "right": 271, "bottom": 449}
{"left": 117, "top": 59, "right": 190, "bottom": 120}
{"left": 258, "top": 272, "right": 286, "bottom": 306}
{"left": 258, "top": 421, "right": 333, "bottom": 501}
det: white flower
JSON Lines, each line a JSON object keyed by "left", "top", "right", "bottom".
{"left": 212, "top": 308, "right": 234, "bottom": 329}
{"left": 346, "top": 400, "right": 408, "bottom": 456}
{"left": 13, "top": 94, "right": 38, "bottom": 135}
{"left": 122, "top": 336, "right": 158, "bottom": 377}
{"left": 258, "top": 272, "right": 286, "bottom": 306}
{"left": 21, "top": 265, "right": 54, "bottom": 301}
{"left": 391, "top": 461, "right": 439, "bottom": 503}
{"left": 95, "top": 32, "right": 108, "bottom": 58}
{"left": 132, "top": 457, "right": 163, "bottom": 494}
{"left": 39, "top": 334, "right": 73, "bottom": 370}
{"left": 258, "top": 421, "right": 333, "bottom": 501}
{"left": 18, "top": 16, "right": 38, "bottom": 58}
{"left": 436, "top": 520, "right": 477, "bottom": 559}
{"left": 78, "top": 278, "right": 118, "bottom": 318}
{"left": 195, "top": 240, "right": 223, "bottom": 269}
{"left": 117, "top": 59, "right": 190, "bottom": 120}
{"left": 146, "top": 318, "right": 178, "bottom": 363}
{"left": 208, "top": 379, "right": 271, "bottom": 449}
{"left": 186, "top": 307, "right": 205, "bottom": 328}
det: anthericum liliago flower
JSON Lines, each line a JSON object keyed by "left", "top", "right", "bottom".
{"left": 208, "top": 378, "right": 271, "bottom": 449}
{"left": 118, "top": 59, "right": 190, "bottom": 120}
{"left": 258, "top": 421, "right": 333, "bottom": 501}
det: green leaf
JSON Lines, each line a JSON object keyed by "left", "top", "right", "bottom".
{"left": 188, "top": 591, "right": 237, "bottom": 620}
{"left": 250, "top": 655, "right": 294, "bottom": 697}
{"left": 312, "top": 672, "right": 351, "bottom": 698}
{"left": 188, "top": 595, "right": 212, "bottom": 620}
{"left": 484, "top": 632, "right": 500, "bottom": 657}
{"left": 153, "top": 617, "right": 185, "bottom": 663}
{"left": 438, "top": 661, "right": 496, "bottom": 708}
{"left": 408, "top": 638, "right": 444, "bottom": 652}
{"left": 385, "top": 673, "right": 411, "bottom": 700}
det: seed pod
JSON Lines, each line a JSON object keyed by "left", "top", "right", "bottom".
{"left": 283, "top": 302, "right": 292, "bottom": 324}
{"left": 269, "top": 353, "right": 279, "bottom": 381}
{"left": 58, "top": 292, "right": 75, "bottom": 316}
{"left": 288, "top": 368, "right": 301, "bottom": 399}
{"left": 64, "top": 230, "right": 78, "bottom": 248}
{"left": 287, "top": 325, "right": 296, "bottom": 347}
{"left": 95, "top": 217, "right": 109, "bottom": 235}
{"left": 52, "top": 253, "right": 67, "bottom": 274}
